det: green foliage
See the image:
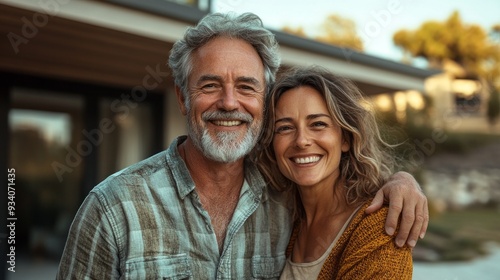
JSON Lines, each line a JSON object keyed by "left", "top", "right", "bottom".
{"left": 416, "top": 209, "right": 500, "bottom": 262}
{"left": 446, "top": 131, "right": 500, "bottom": 152}
{"left": 487, "top": 88, "right": 500, "bottom": 125}
{"left": 376, "top": 105, "right": 500, "bottom": 165}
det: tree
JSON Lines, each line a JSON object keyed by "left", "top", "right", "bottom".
{"left": 316, "top": 14, "right": 363, "bottom": 51}
{"left": 393, "top": 11, "right": 500, "bottom": 125}
{"left": 282, "top": 26, "right": 307, "bottom": 38}
{"left": 393, "top": 11, "right": 496, "bottom": 74}
{"left": 282, "top": 14, "right": 364, "bottom": 51}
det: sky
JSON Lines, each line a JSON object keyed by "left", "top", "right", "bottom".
{"left": 212, "top": 0, "right": 500, "bottom": 67}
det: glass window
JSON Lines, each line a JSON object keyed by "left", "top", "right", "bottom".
{"left": 7, "top": 87, "right": 160, "bottom": 279}
{"left": 98, "top": 98, "right": 155, "bottom": 181}
{"left": 9, "top": 88, "right": 84, "bottom": 265}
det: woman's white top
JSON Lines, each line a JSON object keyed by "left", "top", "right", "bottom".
{"left": 279, "top": 207, "right": 360, "bottom": 280}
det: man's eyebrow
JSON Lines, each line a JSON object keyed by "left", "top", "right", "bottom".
{"left": 197, "top": 74, "right": 223, "bottom": 84}
{"left": 236, "top": 76, "right": 261, "bottom": 86}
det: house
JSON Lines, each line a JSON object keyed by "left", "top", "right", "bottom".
{"left": 424, "top": 59, "right": 497, "bottom": 133}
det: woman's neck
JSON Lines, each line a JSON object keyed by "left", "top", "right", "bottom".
{"left": 298, "top": 180, "right": 351, "bottom": 226}
{"left": 292, "top": 181, "right": 358, "bottom": 263}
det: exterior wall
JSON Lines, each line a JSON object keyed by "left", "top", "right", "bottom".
{"left": 165, "top": 88, "right": 187, "bottom": 146}
{"left": 425, "top": 73, "right": 455, "bottom": 128}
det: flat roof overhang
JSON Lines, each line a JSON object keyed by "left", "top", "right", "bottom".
{"left": 0, "top": 1, "right": 182, "bottom": 91}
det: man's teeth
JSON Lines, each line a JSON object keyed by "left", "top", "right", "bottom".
{"left": 294, "top": 156, "right": 320, "bottom": 164}
{"left": 214, "top": 120, "right": 242, "bottom": 126}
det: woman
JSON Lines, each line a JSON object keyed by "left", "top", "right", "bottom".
{"left": 256, "top": 66, "right": 413, "bottom": 279}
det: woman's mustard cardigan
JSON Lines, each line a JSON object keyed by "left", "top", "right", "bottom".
{"left": 285, "top": 202, "right": 413, "bottom": 280}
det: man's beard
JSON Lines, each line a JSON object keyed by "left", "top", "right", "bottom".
{"left": 188, "top": 110, "right": 261, "bottom": 163}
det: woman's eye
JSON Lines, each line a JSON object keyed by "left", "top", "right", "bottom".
{"left": 275, "top": 125, "right": 293, "bottom": 134}
{"left": 311, "top": 121, "right": 327, "bottom": 128}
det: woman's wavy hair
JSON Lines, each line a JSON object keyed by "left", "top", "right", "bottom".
{"left": 168, "top": 12, "right": 280, "bottom": 108}
{"left": 254, "top": 66, "right": 397, "bottom": 220}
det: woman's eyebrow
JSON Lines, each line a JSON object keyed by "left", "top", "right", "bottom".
{"left": 307, "top": 113, "right": 331, "bottom": 120}
{"left": 275, "top": 117, "right": 293, "bottom": 124}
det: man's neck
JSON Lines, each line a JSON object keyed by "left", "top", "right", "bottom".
{"left": 178, "top": 138, "right": 245, "bottom": 191}
{"left": 178, "top": 137, "right": 245, "bottom": 252}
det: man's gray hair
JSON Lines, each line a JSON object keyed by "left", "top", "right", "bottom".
{"left": 168, "top": 12, "right": 281, "bottom": 99}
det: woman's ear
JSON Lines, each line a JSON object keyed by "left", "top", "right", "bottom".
{"left": 175, "top": 86, "right": 188, "bottom": 115}
{"left": 341, "top": 133, "right": 350, "bottom": 152}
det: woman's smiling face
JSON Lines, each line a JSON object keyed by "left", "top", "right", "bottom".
{"left": 272, "top": 86, "right": 350, "bottom": 188}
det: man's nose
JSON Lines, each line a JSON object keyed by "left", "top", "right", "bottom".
{"left": 217, "top": 87, "right": 240, "bottom": 111}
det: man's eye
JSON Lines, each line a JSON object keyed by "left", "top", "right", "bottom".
{"left": 238, "top": 85, "right": 258, "bottom": 93}
{"left": 201, "top": 84, "right": 220, "bottom": 92}
{"left": 240, "top": 85, "right": 254, "bottom": 90}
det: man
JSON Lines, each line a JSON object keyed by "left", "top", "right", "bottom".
{"left": 57, "top": 12, "right": 428, "bottom": 279}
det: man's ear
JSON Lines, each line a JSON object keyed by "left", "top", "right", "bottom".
{"left": 175, "top": 86, "right": 188, "bottom": 116}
